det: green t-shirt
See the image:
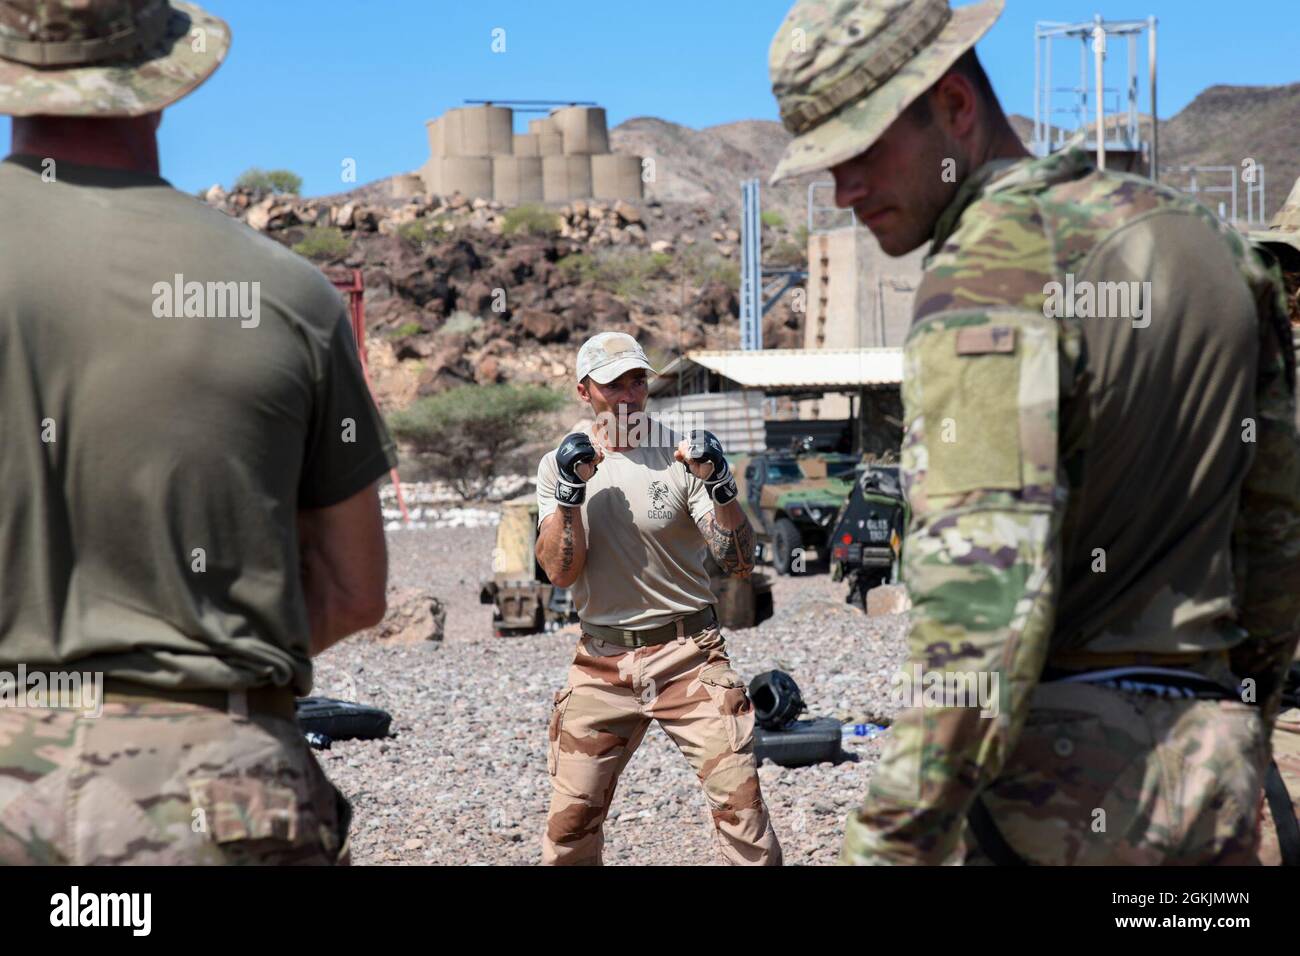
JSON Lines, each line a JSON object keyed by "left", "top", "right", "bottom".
{"left": 0, "top": 155, "right": 397, "bottom": 694}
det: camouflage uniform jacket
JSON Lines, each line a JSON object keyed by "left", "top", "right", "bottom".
{"left": 843, "top": 146, "right": 1300, "bottom": 864}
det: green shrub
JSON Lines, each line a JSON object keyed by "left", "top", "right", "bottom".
{"left": 557, "top": 252, "right": 596, "bottom": 284}
{"left": 397, "top": 219, "right": 432, "bottom": 245}
{"left": 500, "top": 204, "right": 562, "bottom": 237}
{"left": 235, "top": 167, "right": 303, "bottom": 195}
{"left": 768, "top": 240, "right": 806, "bottom": 267}
{"left": 292, "top": 226, "right": 349, "bottom": 260}
{"left": 557, "top": 249, "right": 671, "bottom": 298}
{"left": 679, "top": 246, "right": 739, "bottom": 287}
{"left": 399, "top": 213, "right": 457, "bottom": 245}
{"left": 440, "top": 311, "right": 483, "bottom": 336}
{"left": 760, "top": 210, "right": 786, "bottom": 229}
{"left": 794, "top": 225, "right": 810, "bottom": 248}
{"left": 387, "top": 383, "right": 568, "bottom": 499}
{"left": 391, "top": 321, "right": 422, "bottom": 337}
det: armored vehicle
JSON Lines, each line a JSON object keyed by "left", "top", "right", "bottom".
{"left": 733, "top": 451, "right": 858, "bottom": 575}
{"left": 829, "top": 463, "right": 909, "bottom": 610}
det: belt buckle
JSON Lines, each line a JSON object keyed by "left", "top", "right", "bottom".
{"left": 623, "top": 630, "right": 636, "bottom": 646}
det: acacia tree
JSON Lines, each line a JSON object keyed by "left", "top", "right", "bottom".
{"left": 388, "top": 383, "right": 567, "bottom": 499}
{"left": 235, "top": 167, "right": 303, "bottom": 196}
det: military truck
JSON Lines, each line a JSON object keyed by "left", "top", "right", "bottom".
{"left": 734, "top": 451, "right": 858, "bottom": 575}
{"left": 829, "top": 463, "right": 909, "bottom": 610}
{"left": 479, "top": 495, "right": 578, "bottom": 637}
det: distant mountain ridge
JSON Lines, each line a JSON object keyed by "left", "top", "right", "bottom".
{"left": 608, "top": 82, "right": 1300, "bottom": 224}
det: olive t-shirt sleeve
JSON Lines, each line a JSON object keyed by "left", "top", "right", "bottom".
{"left": 298, "top": 313, "right": 398, "bottom": 508}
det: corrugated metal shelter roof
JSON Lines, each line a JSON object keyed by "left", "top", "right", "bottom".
{"left": 650, "top": 348, "right": 903, "bottom": 396}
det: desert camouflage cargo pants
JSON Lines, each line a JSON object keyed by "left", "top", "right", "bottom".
{"left": 542, "top": 623, "right": 782, "bottom": 865}
{"left": 1258, "top": 708, "right": 1300, "bottom": 866}
{"left": 958, "top": 681, "right": 1267, "bottom": 865}
{"left": 0, "top": 697, "right": 351, "bottom": 865}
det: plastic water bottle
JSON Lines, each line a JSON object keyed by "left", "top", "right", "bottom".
{"left": 841, "top": 722, "right": 886, "bottom": 739}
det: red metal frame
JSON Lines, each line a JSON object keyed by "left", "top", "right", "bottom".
{"left": 331, "top": 269, "right": 410, "bottom": 525}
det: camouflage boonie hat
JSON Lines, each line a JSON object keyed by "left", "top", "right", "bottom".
{"left": 0, "top": 0, "right": 229, "bottom": 117}
{"left": 1249, "top": 175, "right": 1300, "bottom": 257}
{"left": 769, "top": 0, "right": 1003, "bottom": 184}
{"left": 575, "top": 332, "right": 656, "bottom": 385}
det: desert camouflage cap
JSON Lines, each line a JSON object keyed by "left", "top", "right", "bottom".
{"left": 575, "top": 332, "right": 656, "bottom": 385}
{"left": 1250, "top": 174, "right": 1300, "bottom": 257}
{"left": 768, "top": 0, "right": 1003, "bottom": 184}
{"left": 0, "top": 0, "right": 229, "bottom": 117}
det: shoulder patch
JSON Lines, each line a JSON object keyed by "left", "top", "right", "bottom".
{"left": 955, "top": 326, "right": 1017, "bottom": 355}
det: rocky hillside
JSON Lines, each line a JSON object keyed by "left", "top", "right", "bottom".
{"left": 609, "top": 117, "right": 825, "bottom": 228}
{"left": 203, "top": 82, "right": 1297, "bottom": 420}
{"left": 1007, "top": 81, "right": 1300, "bottom": 220}
{"left": 202, "top": 185, "right": 805, "bottom": 414}
{"left": 1159, "top": 84, "right": 1300, "bottom": 219}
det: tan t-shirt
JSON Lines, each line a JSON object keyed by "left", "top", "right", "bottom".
{"left": 536, "top": 421, "right": 715, "bottom": 629}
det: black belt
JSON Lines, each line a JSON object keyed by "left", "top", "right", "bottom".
{"left": 1039, "top": 666, "right": 1242, "bottom": 701}
{"left": 580, "top": 606, "right": 717, "bottom": 648}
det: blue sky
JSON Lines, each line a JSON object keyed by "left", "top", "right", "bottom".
{"left": 13, "top": 0, "right": 1296, "bottom": 196}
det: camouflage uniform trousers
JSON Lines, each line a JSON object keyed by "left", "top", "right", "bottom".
{"left": 1257, "top": 707, "right": 1300, "bottom": 866}
{"left": 542, "top": 623, "right": 782, "bottom": 865}
{"left": 957, "top": 682, "right": 1267, "bottom": 865}
{"left": 0, "top": 698, "right": 351, "bottom": 865}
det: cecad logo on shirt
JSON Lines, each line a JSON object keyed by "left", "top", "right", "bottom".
{"left": 647, "top": 480, "right": 674, "bottom": 520}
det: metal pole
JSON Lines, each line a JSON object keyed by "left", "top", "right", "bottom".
{"left": 1149, "top": 16, "right": 1158, "bottom": 182}
{"left": 740, "top": 179, "right": 763, "bottom": 351}
{"left": 1260, "top": 164, "right": 1267, "bottom": 225}
{"left": 1079, "top": 34, "right": 1087, "bottom": 136}
{"left": 1045, "top": 34, "right": 1053, "bottom": 147}
{"left": 1034, "top": 27, "right": 1041, "bottom": 151}
{"left": 1128, "top": 32, "right": 1138, "bottom": 147}
{"left": 1093, "top": 19, "right": 1106, "bottom": 170}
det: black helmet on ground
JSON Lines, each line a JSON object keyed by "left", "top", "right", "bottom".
{"left": 748, "top": 670, "right": 807, "bottom": 731}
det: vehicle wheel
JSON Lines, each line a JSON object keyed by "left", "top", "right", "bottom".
{"left": 772, "top": 518, "right": 800, "bottom": 576}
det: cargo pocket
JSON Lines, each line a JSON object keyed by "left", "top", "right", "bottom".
{"left": 689, "top": 626, "right": 727, "bottom": 655}
{"left": 547, "top": 688, "right": 573, "bottom": 776}
{"left": 188, "top": 777, "right": 301, "bottom": 845}
{"left": 699, "top": 666, "right": 755, "bottom": 754}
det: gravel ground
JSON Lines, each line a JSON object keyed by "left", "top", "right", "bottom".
{"left": 311, "top": 519, "right": 909, "bottom": 865}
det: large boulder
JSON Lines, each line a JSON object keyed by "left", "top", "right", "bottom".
{"left": 692, "top": 279, "right": 738, "bottom": 325}
{"left": 428, "top": 239, "right": 483, "bottom": 282}
{"left": 372, "top": 587, "right": 446, "bottom": 643}
{"left": 866, "top": 584, "right": 911, "bottom": 616}
{"left": 517, "top": 308, "right": 567, "bottom": 343}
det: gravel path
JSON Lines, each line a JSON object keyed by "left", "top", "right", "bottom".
{"left": 311, "top": 520, "right": 909, "bottom": 865}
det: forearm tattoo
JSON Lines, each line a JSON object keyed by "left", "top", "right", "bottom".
{"left": 697, "top": 512, "right": 755, "bottom": 576}
{"left": 559, "top": 507, "right": 575, "bottom": 574}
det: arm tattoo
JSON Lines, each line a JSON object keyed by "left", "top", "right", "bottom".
{"left": 697, "top": 512, "right": 755, "bottom": 577}
{"left": 559, "top": 508, "right": 575, "bottom": 573}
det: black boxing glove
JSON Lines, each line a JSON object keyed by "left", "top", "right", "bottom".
{"left": 555, "top": 432, "right": 598, "bottom": 507}
{"left": 684, "top": 429, "right": 738, "bottom": 505}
